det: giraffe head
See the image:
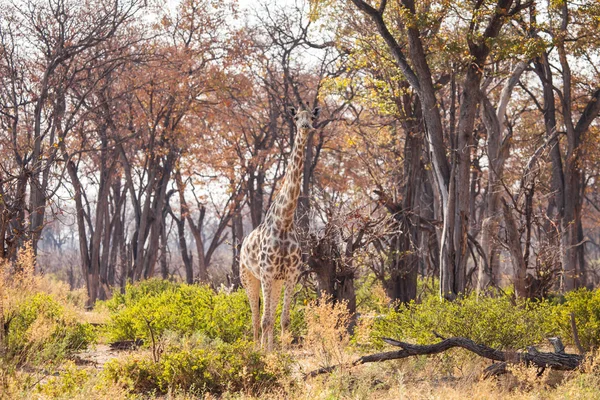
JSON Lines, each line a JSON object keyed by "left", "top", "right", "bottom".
{"left": 288, "top": 104, "right": 321, "bottom": 131}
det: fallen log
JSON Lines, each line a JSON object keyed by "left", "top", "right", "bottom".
{"left": 305, "top": 336, "right": 584, "bottom": 379}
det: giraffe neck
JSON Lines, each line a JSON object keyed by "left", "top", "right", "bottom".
{"left": 264, "top": 127, "right": 309, "bottom": 233}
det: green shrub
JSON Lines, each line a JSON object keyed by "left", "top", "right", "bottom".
{"left": 103, "top": 279, "right": 307, "bottom": 345}
{"left": 4, "top": 293, "right": 96, "bottom": 366}
{"left": 103, "top": 280, "right": 252, "bottom": 344}
{"left": 548, "top": 288, "right": 600, "bottom": 351}
{"left": 355, "top": 274, "right": 390, "bottom": 315}
{"left": 365, "top": 283, "right": 600, "bottom": 352}
{"left": 1, "top": 243, "right": 96, "bottom": 371}
{"left": 103, "top": 337, "right": 291, "bottom": 396}
{"left": 36, "top": 361, "right": 91, "bottom": 398}
{"left": 369, "top": 291, "right": 554, "bottom": 350}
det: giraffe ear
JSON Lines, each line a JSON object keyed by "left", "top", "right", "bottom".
{"left": 312, "top": 106, "right": 321, "bottom": 119}
{"left": 287, "top": 106, "right": 297, "bottom": 117}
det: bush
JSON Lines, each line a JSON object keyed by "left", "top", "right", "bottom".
{"left": 1, "top": 244, "right": 96, "bottom": 369}
{"left": 549, "top": 288, "right": 600, "bottom": 351}
{"left": 368, "top": 290, "right": 554, "bottom": 350}
{"left": 279, "top": 285, "right": 315, "bottom": 339}
{"left": 103, "top": 279, "right": 307, "bottom": 345}
{"left": 357, "top": 278, "right": 600, "bottom": 352}
{"left": 355, "top": 275, "right": 391, "bottom": 315}
{"left": 103, "top": 280, "right": 253, "bottom": 344}
{"left": 5, "top": 293, "right": 96, "bottom": 365}
{"left": 103, "top": 336, "right": 291, "bottom": 396}
{"left": 36, "top": 362, "right": 91, "bottom": 399}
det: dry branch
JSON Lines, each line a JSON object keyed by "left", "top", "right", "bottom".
{"left": 305, "top": 336, "right": 584, "bottom": 379}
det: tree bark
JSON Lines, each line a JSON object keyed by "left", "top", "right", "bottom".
{"left": 307, "top": 222, "right": 363, "bottom": 330}
{"left": 178, "top": 217, "right": 194, "bottom": 284}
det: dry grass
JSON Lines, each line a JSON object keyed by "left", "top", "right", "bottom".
{"left": 0, "top": 242, "right": 36, "bottom": 321}
{"left": 215, "top": 352, "right": 600, "bottom": 400}
{"left": 304, "top": 295, "right": 353, "bottom": 369}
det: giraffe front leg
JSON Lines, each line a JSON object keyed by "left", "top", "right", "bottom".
{"left": 240, "top": 266, "right": 261, "bottom": 345}
{"left": 280, "top": 278, "right": 295, "bottom": 343}
{"left": 260, "top": 280, "right": 273, "bottom": 350}
{"left": 268, "top": 280, "right": 284, "bottom": 350}
{"left": 261, "top": 279, "right": 283, "bottom": 351}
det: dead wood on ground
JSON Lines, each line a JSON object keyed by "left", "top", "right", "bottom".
{"left": 305, "top": 336, "right": 584, "bottom": 379}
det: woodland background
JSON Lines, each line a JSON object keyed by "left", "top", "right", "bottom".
{"left": 2, "top": 0, "right": 600, "bottom": 398}
{"left": 1, "top": 0, "right": 600, "bottom": 310}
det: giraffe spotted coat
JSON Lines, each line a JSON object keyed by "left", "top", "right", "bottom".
{"left": 239, "top": 104, "right": 320, "bottom": 351}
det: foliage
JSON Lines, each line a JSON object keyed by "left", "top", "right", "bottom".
{"left": 278, "top": 285, "right": 316, "bottom": 339}
{"left": 361, "top": 283, "right": 600, "bottom": 351}
{"left": 36, "top": 362, "right": 92, "bottom": 399}
{"left": 367, "top": 289, "right": 554, "bottom": 350}
{"left": 103, "top": 279, "right": 307, "bottom": 345}
{"left": 355, "top": 274, "right": 391, "bottom": 315}
{"left": 5, "top": 293, "right": 96, "bottom": 365}
{"left": 104, "top": 278, "right": 600, "bottom": 360}
{"left": 102, "top": 336, "right": 291, "bottom": 396}
{"left": 102, "top": 279, "right": 253, "bottom": 344}
{"left": 548, "top": 288, "right": 600, "bottom": 351}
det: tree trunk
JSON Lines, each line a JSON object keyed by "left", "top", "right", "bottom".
{"left": 159, "top": 204, "right": 169, "bottom": 280}
{"left": 386, "top": 108, "right": 423, "bottom": 303}
{"left": 297, "top": 131, "right": 313, "bottom": 233}
{"left": 502, "top": 199, "right": 527, "bottom": 297}
{"left": 230, "top": 211, "right": 244, "bottom": 289}
{"left": 479, "top": 62, "right": 527, "bottom": 292}
{"left": 350, "top": 0, "right": 514, "bottom": 299}
{"left": 307, "top": 226, "right": 358, "bottom": 332}
{"left": 249, "top": 168, "right": 265, "bottom": 229}
{"left": 173, "top": 214, "right": 193, "bottom": 284}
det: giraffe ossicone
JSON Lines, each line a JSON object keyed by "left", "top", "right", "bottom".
{"left": 239, "top": 103, "right": 321, "bottom": 351}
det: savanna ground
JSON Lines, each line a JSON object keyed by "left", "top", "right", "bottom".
{"left": 2, "top": 248, "right": 600, "bottom": 400}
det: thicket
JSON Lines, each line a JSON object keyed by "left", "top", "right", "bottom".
{"left": 360, "top": 283, "right": 600, "bottom": 353}
{"left": 4, "top": 292, "right": 96, "bottom": 365}
{"left": 549, "top": 288, "right": 600, "bottom": 351}
{"left": 102, "top": 279, "right": 600, "bottom": 355}
{"left": 101, "top": 279, "right": 307, "bottom": 345}
{"left": 93, "top": 280, "right": 600, "bottom": 397}
{"left": 366, "top": 291, "right": 552, "bottom": 349}
{"left": 102, "top": 280, "right": 252, "bottom": 344}
{"left": 0, "top": 250, "right": 96, "bottom": 363}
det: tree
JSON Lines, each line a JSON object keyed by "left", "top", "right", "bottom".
{"left": 529, "top": 1, "right": 600, "bottom": 290}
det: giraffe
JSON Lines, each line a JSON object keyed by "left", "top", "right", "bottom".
{"left": 239, "top": 103, "right": 321, "bottom": 351}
